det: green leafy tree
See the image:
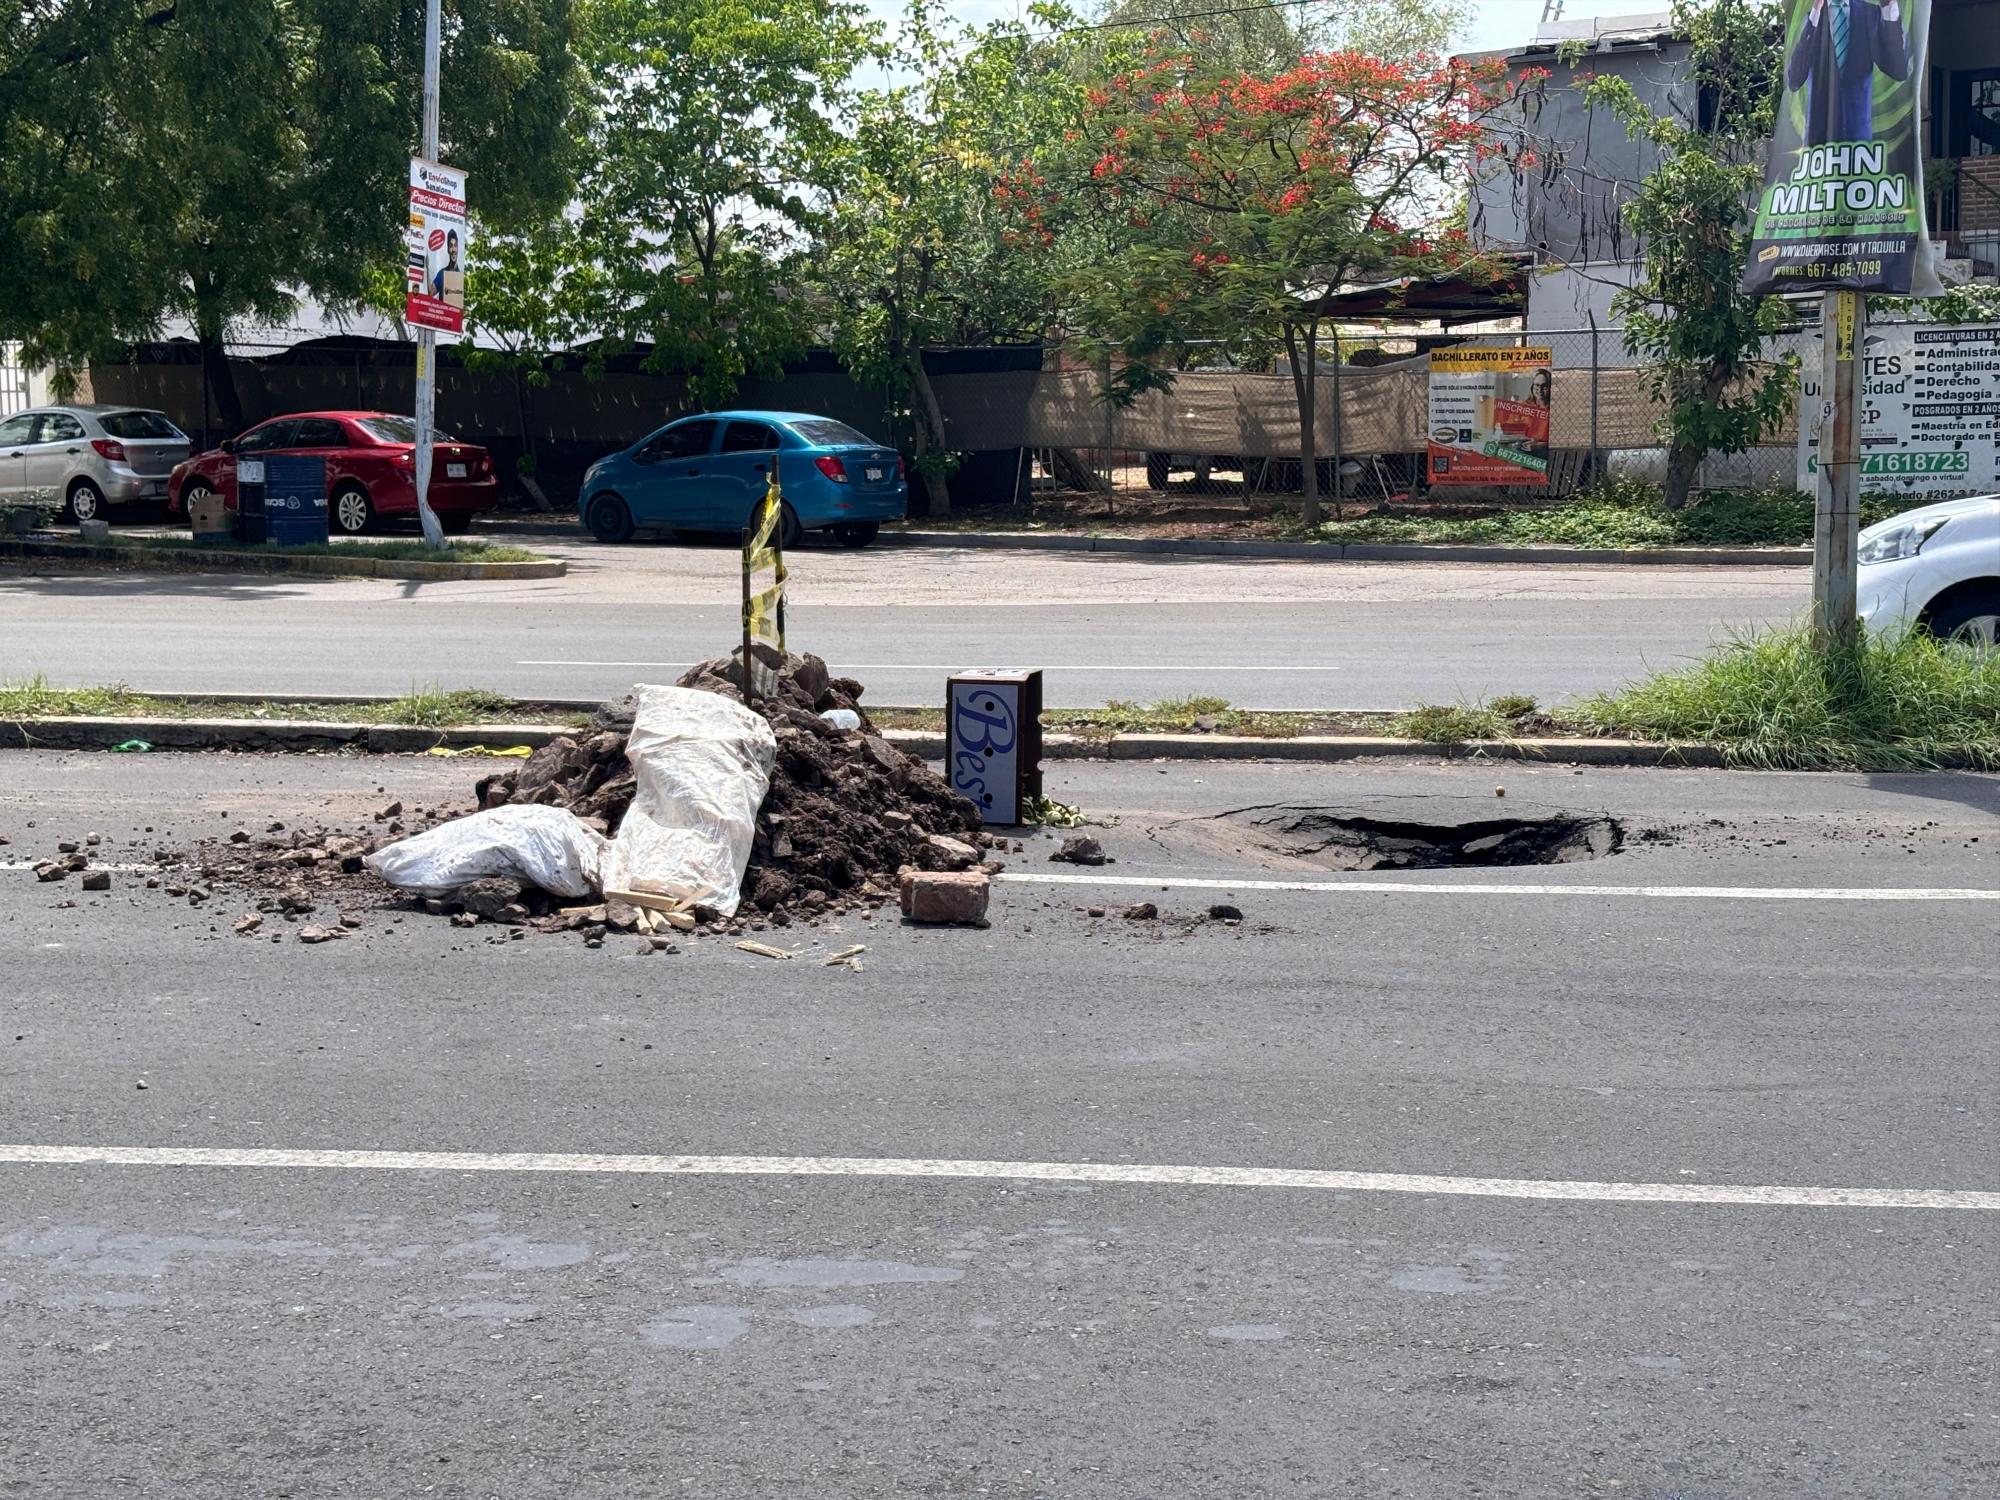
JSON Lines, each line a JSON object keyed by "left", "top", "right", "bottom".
{"left": 1575, "top": 0, "right": 1795, "bottom": 509}
{"left": 1, "top": 0, "right": 581, "bottom": 433}
{"left": 459, "top": 222, "right": 602, "bottom": 496}
{"left": 570, "top": 0, "right": 872, "bottom": 407}
{"left": 1038, "top": 41, "right": 1515, "bottom": 525}
{"left": 812, "top": 3, "right": 1090, "bottom": 513}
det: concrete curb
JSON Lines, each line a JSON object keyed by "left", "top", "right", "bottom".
{"left": 1, "top": 714, "right": 1735, "bottom": 767}
{"left": 0, "top": 537, "right": 566, "bottom": 581}
{"left": 879, "top": 530, "right": 1811, "bottom": 568}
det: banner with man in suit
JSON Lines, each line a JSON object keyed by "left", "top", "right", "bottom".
{"left": 1743, "top": 0, "right": 1941, "bottom": 296}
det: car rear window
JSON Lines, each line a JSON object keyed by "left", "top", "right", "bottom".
{"left": 99, "top": 410, "right": 184, "bottom": 440}
{"left": 357, "top": 416, "right": 455, "bottom": 444}
{"left": 787, "top": 419, "right": 877, "bottom": 447}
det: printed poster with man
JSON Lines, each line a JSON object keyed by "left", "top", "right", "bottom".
{"left": 1742, "top": 0, "right": 1940, "bottom": 295}
{"left": 405, "top": 157, "right": 468, "bottom": 333}
{"left": 1426, "top": 347, "right": 1552, "bottom": 487}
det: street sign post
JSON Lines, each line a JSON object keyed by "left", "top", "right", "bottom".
{"left": 406, "top": 0, "right": 451, "bottom": 551}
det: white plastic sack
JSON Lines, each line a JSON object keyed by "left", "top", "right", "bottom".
{"left": 363, "top": 803, "right": 607, "bottom": 899}
{"left": 598, "top": 684, "right": 776, "bottom": 917}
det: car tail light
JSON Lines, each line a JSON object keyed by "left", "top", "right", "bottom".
{"left": 91, "top": 439, "right": 126, "bottom": 463}
{"left": 476, "top": 454, "right": 493, "bottom": 476}
{"left": 814, "top": 455, "right": 848, "bottom": 483}
{"left": 894, "top": 454, "right": 906, "bottom": 480}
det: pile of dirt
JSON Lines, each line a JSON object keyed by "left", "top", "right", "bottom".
{"left": 148, "top": 648, "right": 993, "bottom": 943}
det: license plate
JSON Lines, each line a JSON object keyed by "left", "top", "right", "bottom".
{"left": 864, "top": 467, "right": 883, "bottom": 481}
{"left": 446, "top": 462, "right": 467, "bottom": 479}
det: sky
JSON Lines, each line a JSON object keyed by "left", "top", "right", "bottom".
{"left": 860, "top": 0, "right": 1632, "bottom": 57}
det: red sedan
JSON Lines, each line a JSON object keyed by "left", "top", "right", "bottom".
{"left": 169, "top": 411, "right": 500, "bottom": 535}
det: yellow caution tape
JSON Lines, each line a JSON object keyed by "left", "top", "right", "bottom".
{"left": 423, "top": 744, "right": 535, "bottom": 758}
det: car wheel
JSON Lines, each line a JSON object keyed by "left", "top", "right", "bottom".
{"left": 439, "top": 513, "right": 473, "bottom": 536}
{"left": 1928, "top": 585, "right": 2000, "bottom": 648}
{"left": 180, "top": 481, "right": 214, "bottom": 518}
{"left": 331, "top": 485, "right": 374, "bottom": 536}
{"left": 1145, "top": 453, "right": 1170, "bottom": 491}
{"left": 831, "top": 522, "right": 878, "bottom": 549}
{"left": 65, "top": 480, "right": 106, "bottom": 524}
{"left": 586, "top": 492, "right": 634, "bottom": 544}
{"left": 780, "top": 501, "right": 803, "bottom": 550}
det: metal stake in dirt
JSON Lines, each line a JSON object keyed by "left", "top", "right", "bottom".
{"left": 1812, "top": 288, "right": 1864, "bottom": 646}
{"left": 410, "top": 0, "right": 446, "bottom": 551}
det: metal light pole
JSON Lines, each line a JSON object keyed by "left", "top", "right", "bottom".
{"left": 1812, "top": 287, "right": 1863, "bottom": 646}
{"left": 412, "top": 0, "right": 446, "bottom": 550}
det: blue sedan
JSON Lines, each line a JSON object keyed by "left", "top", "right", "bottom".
{"left": 579, "top": 410, "right": 907, "bottom": 548}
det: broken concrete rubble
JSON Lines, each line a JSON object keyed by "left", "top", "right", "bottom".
{"left": 141, "top": 647, "right": 995, "bottom": 945}
{"left": 1049, "top": 835, "right": 1109, "bottom": 866}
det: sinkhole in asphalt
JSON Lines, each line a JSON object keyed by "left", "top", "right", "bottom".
{"left": 1220, "top": 805, "right": 1623, "bottom": 871}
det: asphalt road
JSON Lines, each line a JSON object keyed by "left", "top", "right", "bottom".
{"left": 3, "top": 750, "right": 1996, "bottom": 1496}
{"left": 0, "top": 534, "right": 1806, "bottom": 707}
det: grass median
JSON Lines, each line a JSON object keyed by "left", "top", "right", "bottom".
{"left": 93, "top": 535, "right": 548, "bottom": 564}
{"left": 1304, "top": 484, "right": 1905, "bottom": 550}
{"left": 8, "top": 631, "right": 1995, "bottom": 770}
{"left": 0, "top": 679, "right": 592, "bottom": 730}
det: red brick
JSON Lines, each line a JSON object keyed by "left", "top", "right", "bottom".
{"left": 899, "top": 869, "right": 991, "bottom": 925}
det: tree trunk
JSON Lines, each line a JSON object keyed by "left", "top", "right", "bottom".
{"left": 512, "top": 367, "right": 549, "bottom": 511}
{"left": 1286, "top": 324, "right": 1321, "bottom": 528}
{"left": 197, "top": 320, "right": 245, "bottom": 438}
{"left": 1049, "top": 447, "right": 1107, "bottom": 494}
{"left": 907, "top": 350, "right": 951, "bottom": 518}
{"left": 1662, "top": 443, "right": 1701, "bottom": 510}
{"left": 1663, "top": 371, "right": 1729, "bottom": 510}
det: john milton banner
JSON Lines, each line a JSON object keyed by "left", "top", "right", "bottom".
{"left": 1743, "top": 0, "right": 1940, "bottom": 296}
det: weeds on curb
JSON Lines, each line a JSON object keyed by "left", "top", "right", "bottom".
{"left": 1577, "top": 626, "right": 2000, "bottom": 769}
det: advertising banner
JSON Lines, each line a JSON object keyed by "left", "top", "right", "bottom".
{"left": 1426, "top": 347, "right": 1552, "bottom": 487}
{"left": 1742, "top": 0, "right": 1939, "bottom": 296}
{"left": 1797, "top": 321, "right": 2000, "bottom": 494}
{"left": 405, "top": 157, "right": 468, "bottom": 333}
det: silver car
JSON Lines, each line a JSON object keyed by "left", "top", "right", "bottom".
{"left": 0, "top": 404, "right": 192, "bottom": 523}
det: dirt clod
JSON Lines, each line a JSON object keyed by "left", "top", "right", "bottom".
{"left": 1050, "top": 835, "right": 1108, "bottom": 866}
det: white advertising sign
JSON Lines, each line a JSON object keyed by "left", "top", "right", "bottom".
{"left": 405, "top": 157, "right": 468, "bottom": 334}
{"left": 1798, "top": 322, "right": 2000, "bottom": 496}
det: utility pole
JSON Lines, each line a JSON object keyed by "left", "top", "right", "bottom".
{"left": 1812, "top": 287, "right": 1862, "bottom": 646}
{"left": 412, "top": 0, "right": 446, "bottom": 550}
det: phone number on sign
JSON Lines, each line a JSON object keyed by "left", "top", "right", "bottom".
{"left": 1795, "top": 259, "right": 1885, "bottom": 281}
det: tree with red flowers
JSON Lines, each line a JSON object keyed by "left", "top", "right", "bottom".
{"left": 1045, "top": 44, "right": 1526, "bottom": 524}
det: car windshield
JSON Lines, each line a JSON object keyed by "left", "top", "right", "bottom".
{"left": 787, "top": 419, "right": 877, "bottom": 448}
{"left": 357, "top": 416, "right": 454, "bottom": 444}
{"left": 98, "top": 410, "right": 184, "bottom": 440}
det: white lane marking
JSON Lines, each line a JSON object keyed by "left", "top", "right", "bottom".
{"left": 1002, "top": 872, "right": 2000, "bottom": 902}
{"left": 0, "top": 1144, "right": 1990, "bottom": 1211}
{"left": 514, "top": 660, "right": 1320, "bottom": 671}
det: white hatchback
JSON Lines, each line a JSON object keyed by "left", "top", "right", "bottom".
{"left": 1856, "top": 495, "right": 2000, "bottom": 646}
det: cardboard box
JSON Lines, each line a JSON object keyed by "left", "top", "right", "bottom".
{"left": 188, "top": 491, "right": 232, "bottom": 543}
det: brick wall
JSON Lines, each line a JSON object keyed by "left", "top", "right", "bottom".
{"left": 1959, "top": 156, "right": 2000, "bottom": 232}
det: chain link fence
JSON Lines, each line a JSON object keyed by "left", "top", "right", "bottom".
{"left": 932, "top": 326, "right": 1820, "bottom": 508}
